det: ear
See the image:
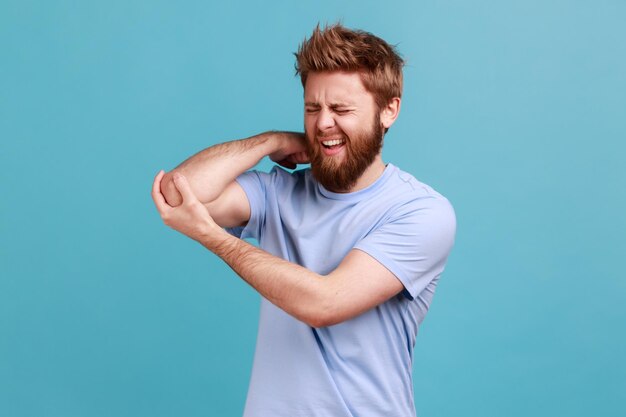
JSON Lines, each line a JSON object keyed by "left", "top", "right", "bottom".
{"left": 380, "top": 97, "right": 401, "bottom": 129}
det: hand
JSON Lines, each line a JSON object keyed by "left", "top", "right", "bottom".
{"left": 268, "top": 131, "right": 309, "bottom": 169}
{"left": 151, "top": 170, "right": 224, "bottom": 244}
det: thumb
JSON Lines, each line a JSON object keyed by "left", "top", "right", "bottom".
{"left": 172, "top": 173, "right": 197, "bottom": 203}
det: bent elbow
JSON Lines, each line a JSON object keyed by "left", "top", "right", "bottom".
{"left": 301, "top": 303, "right": 344, "bottom": 328}
{"left": 305, "top": 316, "right": 330, "bottom": 329}
{"left": 161, "top": 171, "right": 183, "bottom": 206}
{"left": 305, "top": 314, "right": 330, "bottom": 329}
{"left": 293, "top": 277, "right": 348, "bottom": 328}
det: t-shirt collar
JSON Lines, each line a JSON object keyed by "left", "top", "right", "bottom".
{"left": 317, "top": 164, "right": 397, "bottom": 201}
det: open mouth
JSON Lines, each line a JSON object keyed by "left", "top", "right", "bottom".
{"left": 321, "top": 139, "right": 346, "bottom": 149}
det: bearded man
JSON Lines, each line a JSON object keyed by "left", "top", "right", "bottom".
{"left": 152, "top": 24, "right": 456, "bottom": 417}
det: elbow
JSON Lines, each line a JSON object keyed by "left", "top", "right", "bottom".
{"left": 160, "top": 171, "right": 183, "bottom": 206}
{"left": 289, "top": 276, "right": 349, "bottom": 328}
{"left": 300, "top": 299, "right": 344, "bottom": 329}
{"left": 307, "top": 313, "right": 346, "bottom": 329}
{"left": 303, "top": 315, "right": 332, "bottom": 329}
{"left": 304, "top": 314, "right": 330, "bottom": 329}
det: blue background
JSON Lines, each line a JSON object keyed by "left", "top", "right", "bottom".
{"left": 2, "top": 1, "right": 624, "bottom": 416}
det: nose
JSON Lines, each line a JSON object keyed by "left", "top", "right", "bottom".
{"left": 316, "top": 108, "right": 335, "bottom": 131}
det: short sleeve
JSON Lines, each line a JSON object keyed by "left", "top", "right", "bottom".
{"left": 354, "top": 197, "right": 457, "bottom": 300}
{"left": 225, "top": 166, "right": 288, "bottom": 240}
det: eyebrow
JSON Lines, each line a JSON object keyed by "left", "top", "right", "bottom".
{"left": 304, "top": 101, "right": 354, "bottom": 107}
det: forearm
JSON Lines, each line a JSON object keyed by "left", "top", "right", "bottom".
{"left": 162, "top": 132, "right": 285, "bottom": 206}
{"left": 153, "top": 171, "right": 403, "bottom": 328}
{"left": 202, "top": 227, "right": 333, "bottom": 328}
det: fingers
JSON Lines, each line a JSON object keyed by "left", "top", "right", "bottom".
{"left": 172, "top": 172, "right": 198, "bottom": 203}
{"left": 276, "top": 159, "right": 297, "bottom": 169}
{"left": 286, "top": 152, "right": 310, "bottom": 166}
{"left": 293, "top": 151, "right": 310, "bottom": 164}
{"left": 275, "top": 151, "right": 310, "bottom": 170}
{"left": 151, "top": 170, "right": 169, "bottom": 215}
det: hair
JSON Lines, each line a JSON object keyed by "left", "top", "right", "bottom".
{"left": 294, "top": 23, "right": 405, "bottom": 111}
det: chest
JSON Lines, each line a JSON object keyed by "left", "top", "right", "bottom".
{"left": 262, "top": 193, "right": 394, "bottom": 274}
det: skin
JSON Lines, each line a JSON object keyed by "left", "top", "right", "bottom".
{"left": 152, "top": 71, "right": 403, "bottom": 328}
{"left": 304, "top": 73, "right": 385, "bottom": 192}
{"left": 304, "top": 71, "right": 399, "bottom": 192}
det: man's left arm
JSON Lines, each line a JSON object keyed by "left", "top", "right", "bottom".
{"left": 152, "top": 171, "right": 448, "bottom": 327}
{"left": 209, "top": 234, "right": 403, "bottom": 328}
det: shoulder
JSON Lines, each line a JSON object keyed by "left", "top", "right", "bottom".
{"left": 379, "top": 165, "right": 456, "bottom": 238}
{"left": 385, "top": 165, "right": 454, "bottom": 214}
{"left": 269, "top": 166, "right": 316, "bottom": 194}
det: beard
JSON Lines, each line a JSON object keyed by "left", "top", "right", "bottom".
{"left": 305, "top": 115, "right": 385, "bottom": 192}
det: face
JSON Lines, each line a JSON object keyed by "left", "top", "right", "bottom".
{"left": 304, "top": 71, "right": 385, "bottom": 192}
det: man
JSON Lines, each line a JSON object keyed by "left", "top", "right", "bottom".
{"left": 152, "top": 24, "right": 456, "bottom": 417}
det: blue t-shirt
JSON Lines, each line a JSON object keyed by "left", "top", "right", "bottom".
{"left": 229, "top": 164, "right": 456, "bottom": 417}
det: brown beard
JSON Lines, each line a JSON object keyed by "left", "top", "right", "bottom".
{"left": 305, "top": 115, "right": 384, "bottom": 192}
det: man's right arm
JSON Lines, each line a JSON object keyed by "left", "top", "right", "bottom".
{"left": 160, "top": 131, "right": 307, "bottom": 228}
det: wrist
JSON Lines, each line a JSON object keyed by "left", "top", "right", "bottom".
{"left": 262, "top": 131, "right": 290, "bottom": 154}
{"left": 199, "top": 224, "right": 234, "bottom": 253}
{"left": 264, "top": 131, "right": 305, "bottom": 162}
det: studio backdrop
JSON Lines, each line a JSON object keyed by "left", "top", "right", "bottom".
{"left": 1, "top": 1, "right": 624, "bottom": 416}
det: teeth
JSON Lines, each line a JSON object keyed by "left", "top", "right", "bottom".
{"left": 322, "top": 139, "right": 345, "bottom": 146}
